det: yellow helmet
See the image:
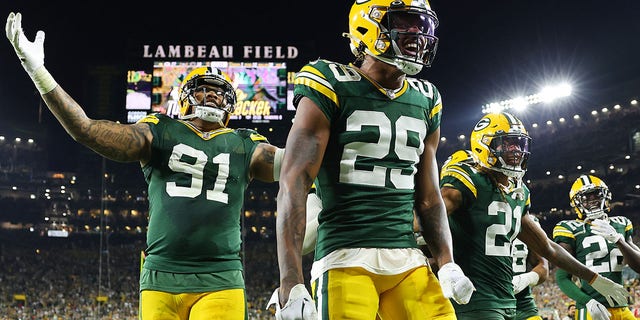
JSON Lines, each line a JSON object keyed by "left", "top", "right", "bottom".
{"left": 442, "top": 149, "right": 475, "bottom": 171}
{"left": 569, "top": 175, "right": 611, "bottom": 221}
{"left": 440, "top": 149, "right": 476, "bottom": 180}
{"left": 178, "top": 66, "right": 236, "bottom": 126}
{"left": 347, "top": 0, "right": 439, "bottom": 75}
{"left": 470, "top": 112, "right": 531, "bottom": 179}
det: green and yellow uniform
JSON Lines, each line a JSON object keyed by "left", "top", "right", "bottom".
{"left": 553, "top": 216, "right": 634, "bottom": 313}
{"left": 295, "top": 59, "right": 454, "bottom": 319}
{"left": 440, "top": 161, "right": 530, "bottom": 319}
{"left": 137, "top": 113, "right": 268, "bottom": 319}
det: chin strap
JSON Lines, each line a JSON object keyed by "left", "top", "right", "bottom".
{"left": 510, "top": 178, "right": 525, "bottom": 201}
{"left": 194, "top": 106, "right": 226, "bottom": 126}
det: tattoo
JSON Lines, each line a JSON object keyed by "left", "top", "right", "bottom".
{"left": 83, "top": 121, "right": 150, "bottom": 162}
{"left": 421, "top": 201, "right": 450, "bottom": 260}
{"left": 43, "top": 88, "right": 150, "bottom": 162}
{"left": 255, "top": 144, "right": 275, "bottom": 165}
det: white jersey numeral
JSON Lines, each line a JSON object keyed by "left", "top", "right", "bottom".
{"left": 485, "top": 201, "right": 523, "bottom": 256}
{"left": 340, "top": 110, "right": 426, "bottom": 189}
{"left": 166, "top": 143, "right": 230, "bottom": 204}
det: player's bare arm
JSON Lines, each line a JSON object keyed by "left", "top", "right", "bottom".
{"left": 5, "top": 12, "right": 153, "bottom": 164}
{"left": 249, "top": 143, "right": 278, "bottom": 182}
{"left": 42, "top": 86, "right": 152, "bottom": 162}
{"left": 527, "top": 245, "right": 549, "bottom": 284}
{"left": 42, "top": 88, "right": 153, "bottom": 163}
{"left": 617, "top": 235, "right": 640, "bottom": 272}
{"left": 441, "top": 187, "right": 463, "bottom": 217}
{"left": 276, "top": 96, "right": 328, "bottom": 304}
{"left": 415, "top": 127, "right": 454, "bottom": 267}
{"left": 518, "top": 215, "right": 596, "bottom": 281}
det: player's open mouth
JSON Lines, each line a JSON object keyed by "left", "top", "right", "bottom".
{"left": 401, "top": 39, "right": 424, "bottom": 58}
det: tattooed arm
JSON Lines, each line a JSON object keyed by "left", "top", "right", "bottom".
{"left": 415, "top": 127, "right": 455, "bottom": 268}
{"left": 250, "top": 143, "right": 278, "bottom": 182}
{"left": 276, "top": 96, "right": 328, "bottom": 305}
{"left": 42, "top": 87, "right": 153, "bottom": 164}
{"left": 5, "top": 12, "right": 152, "bottom": 164}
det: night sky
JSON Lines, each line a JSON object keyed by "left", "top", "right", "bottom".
{"left": 1, "top": 0, "right": 639, "bottom": 171}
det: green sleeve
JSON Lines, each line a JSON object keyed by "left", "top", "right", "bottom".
{"left": 555, "top": 268, "right": 591, "bottom": 305}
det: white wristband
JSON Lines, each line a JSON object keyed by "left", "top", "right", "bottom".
{"left": 30, "top": 65, "right": 58, "bottom": 94}
{"left": 273, "top": 147, "right": 285, "bottom": 181}
{"left": 521, "top": 271, "right": 540, "bottom": 286}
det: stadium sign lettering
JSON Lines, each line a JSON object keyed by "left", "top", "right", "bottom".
{"left": 232, "top": 101, "right": 273, "bottom": 116}
{"left": 142, "top": 45, "right": 299, "bottom": 59}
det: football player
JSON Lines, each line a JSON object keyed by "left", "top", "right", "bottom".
{"left": 553, "top": 175, "right": 640, "bottom": 320}
{"left": 273, "top": 0, "right": 474, "bottom": 319}
{"left": 6, "top": 13, "right": 284, "bottom": 320}
{"left": 440, "top": 149, "right": 550, "bottom": 319}
{"left": 440, "top": 112, "right": 629, "bottom": 320}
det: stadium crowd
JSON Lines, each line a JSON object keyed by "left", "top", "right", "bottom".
{"left": 1, "top": 230, "right": 639, "bottom": 319}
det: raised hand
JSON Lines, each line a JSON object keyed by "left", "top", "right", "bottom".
{"left": 5, "top": 12, "right": 56, "bottom": 94}
{"left": 6, "top": 12, "right": 44, "bottom": 73}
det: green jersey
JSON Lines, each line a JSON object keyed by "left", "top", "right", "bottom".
{"left": 553, "top": 216, "right": 633, "bottom": 308}
{"left": 139, "top": 113, "right": 267, "bottom": 274}
{"left": 294, "top": 59, "right": 442, "bottom": 260}
{"left": 440, "top": 162, "right": 530, "bottom": 313}
{"left": 511, "top": 215, "right": 540, "bottom": 319}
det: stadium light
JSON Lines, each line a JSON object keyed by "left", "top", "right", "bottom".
{"left": 482, "top": 82, "right": 573, "bottom": 113}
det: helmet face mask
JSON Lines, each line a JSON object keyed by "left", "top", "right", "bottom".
{"left": 348, "top": 0, "right": 439, "bottom": 75}
{"left": 470, "top": 112, "right": 531, "bottom": 179}
{"left": 569, "top": 175, "right": 611, "bottom": 221}
{"left": 488, "top": 134, "right": 530, "bottom": 174}
{"left": 178, "top": 67, "right": 237, "bottom": 126}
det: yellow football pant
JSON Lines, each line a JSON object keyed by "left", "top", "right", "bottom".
{"left": 139, "top": 288, "right": 246, "bottom": 320}
{"left": 576, "top": 306, "right": 636, "bottom": 320}
{"left": 312, "top": 265, "right": 456, "bottom": 320}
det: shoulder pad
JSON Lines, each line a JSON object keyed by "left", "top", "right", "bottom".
{"left": 235, "top": 128, "right": 269, "bottom": 142}
{"left": 136, "top": 113, "right": 162, "bottom": 125}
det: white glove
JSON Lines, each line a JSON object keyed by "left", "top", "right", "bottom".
{"left": 5, "top": 12, "right": 56, "bottom": 93}
{"left": 267, "top": 284, "right": 317, "bottom": 320}
{"left": 437, "top": 262, "right": 476, "bottom": 304}
{"left": 591, "top": 219, "right": 622, "bottom": 244}
{"left": 590, "top": 274, "right": 629, "bottom": 307}
{"left": 6, "top": 12, "right": 45, "bottom": 74}
{"left": 512, "top": 271, "right": 540, "bottom": 295}
{"left": 586, "top": 299, "right": 611, "bottom": 320}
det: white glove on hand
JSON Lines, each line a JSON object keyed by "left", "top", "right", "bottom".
{"left": 512, "top": 271, "right": 540, "bottom": 295}
{"left": 437, "top": 262, "right": 476, "bottom": 304}
{"left": 5, "top": 12, "right": 56, "bottom": 94}
{"left": 6, "top": 12, "right": 44, "bottom": 74}
{"left": 586, "top": 299, "right": 611, "bottom": 320}
{"left": 590, "top": 274, "right": 629, "bottom": 307}
{"left": 267, "top": 284, "right": 317, "bottom": 320}
{"left": 591, "top": 219, "right": 622, "bottom": 244}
